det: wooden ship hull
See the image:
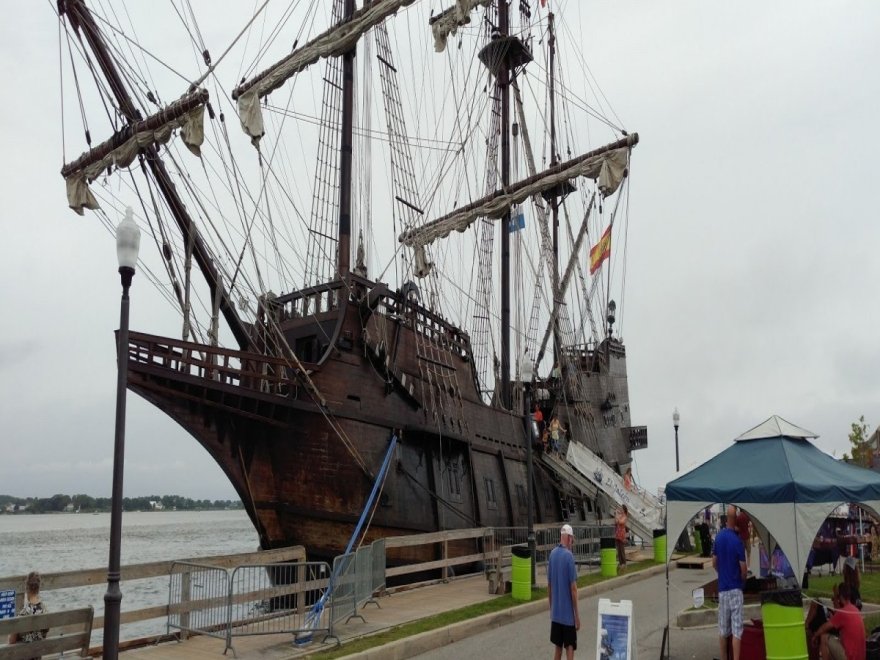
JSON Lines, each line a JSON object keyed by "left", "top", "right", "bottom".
{"left": 125, "top": 273, "right": 635, "bottom": 563}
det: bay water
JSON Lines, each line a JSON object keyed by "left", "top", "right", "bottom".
{"left": 0, "top": 509, "right": 259, "bottom": 644}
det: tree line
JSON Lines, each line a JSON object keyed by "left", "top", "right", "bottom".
{"left": 0, "top": 494, "right": 243, "bottom": 513}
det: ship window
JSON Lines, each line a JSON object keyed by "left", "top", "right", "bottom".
{"left": 294, "top": 336, "right": 317, "bottom": 362}
{"left": 515, "top": 484, "right": 527, "bottom": 508}
{"left": 447, "top": 459, "right": 462, "bottom": 502}
{"left": 380, "top": 493, "right": 391, "bottom": 508}
{"left": 485, "top": 478, "right": 497, "bottom": 510}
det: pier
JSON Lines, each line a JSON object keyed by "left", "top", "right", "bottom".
{"left": 0, "top": 523, "right": 747, "bottom": 659}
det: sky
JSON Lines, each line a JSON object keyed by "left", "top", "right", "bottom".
{"left": 1, "top": 1, "right": 879, "bottom": 501}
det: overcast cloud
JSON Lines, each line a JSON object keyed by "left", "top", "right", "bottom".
{"left": 1, "top": 1, "right": 878, "bottom": 500}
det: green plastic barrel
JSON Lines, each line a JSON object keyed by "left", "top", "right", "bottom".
{"left": 693, "top": 527, "right": 703, "bottom": 555}
{"left": 600, "top": 537, "right": 617, "bottom": 577}
{"left": 511, "top": 544, "right": 532, "bottom": 601}
{"left": 761, "top": 590, "right": 808, "bottom": 660}
{"left": 653, "top": 528, "right": 667, "bottom": 564}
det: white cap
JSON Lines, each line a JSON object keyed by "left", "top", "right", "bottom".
{"left": 561, "top": 524, "right": 574, "bottom": 537}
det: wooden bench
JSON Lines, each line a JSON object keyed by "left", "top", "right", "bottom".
{"left": 0, "top": 607, "right": 94, "bottom": 659}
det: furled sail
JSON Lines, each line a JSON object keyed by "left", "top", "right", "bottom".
{"left": 233, "top": 0, "right": 417, "bottom": 144}
{"left": 62, "top": 89, "right": 208, "bottom": 215}
{"left": 399, "top": 134, "right": 637, "bottom": 276}
{"left": 429, "top": 0, "right": 491, "bottom": 52}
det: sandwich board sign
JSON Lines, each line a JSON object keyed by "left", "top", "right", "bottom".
{"left": 596, "top": 598, "right": 634, "bottom": 659}
{"left": 0, "top": 590, "right": 15, "bottom": 619}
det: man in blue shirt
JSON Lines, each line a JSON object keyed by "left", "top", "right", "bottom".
{"left": 712, "top": 505, "right": 747, "bottom": 660}
{"left": 548, "top": 523, "right": 580, "bottom": 659}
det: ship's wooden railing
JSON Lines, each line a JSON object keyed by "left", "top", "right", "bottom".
{"left": 126, "top": 331, "right": 314, "bottom": 396}
{"left": 0, "top": 545, "right": 305, "bottom": 652}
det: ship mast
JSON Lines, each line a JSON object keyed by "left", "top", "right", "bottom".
{"left": 548, "top": 11, "right": 561, "bottom": 369}
{"left": 337, "top": 0, "right": 356, "bottom": 277}
{"left": 499, "top": 0, "right": 512, "bottom": 409}
{"left": 60, "top": 0, "right": 252, "bottom": 352}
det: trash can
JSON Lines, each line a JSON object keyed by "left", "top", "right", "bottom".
{"left": 653, "top": 528, "right": 667, "bottom": 564}
{"left": 511, "top": 544, "right": 532, "bottom": 601}
{"left": 600, "top": 537, "right": 617, "bottom": 577}
{"left": 741, "top": 620, "right": 767, "bottom": 660}
{"left": 761, "top": 589, "right": 807, "bottom": 660}
{"left": 693, "top": 527, "right": 703, "bottom": 555}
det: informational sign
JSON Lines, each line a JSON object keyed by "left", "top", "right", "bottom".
{"left": 596, "top": 598, "right": 634, "bottom": 660}
{"left": 0, "top": 590, "right": 16, "bottom": 619}
{"left": 692, "top": 587, "right": 704, "bottom": 608}
{"left": 625, "top": 426, "right": 648, "bottom": 451}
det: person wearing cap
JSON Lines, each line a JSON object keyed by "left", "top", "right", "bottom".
{"left": 548, "top": 523, "right": 579, "bottom": 659}
{"left": 712, "top": 505, "right": 747, "bottom": 660}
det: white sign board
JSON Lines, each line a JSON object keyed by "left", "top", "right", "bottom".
{"left": 596, "top": 598, "right": 634, "bottom": 660}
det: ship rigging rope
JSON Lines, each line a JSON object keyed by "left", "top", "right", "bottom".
{"left": 86, "top": 164, "right": 363, "bottom": 470}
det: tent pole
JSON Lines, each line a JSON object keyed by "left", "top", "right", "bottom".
{"left": 665, "top": 560, "right": 671, "bottom": 659}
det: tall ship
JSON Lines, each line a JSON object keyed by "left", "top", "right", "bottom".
{"left": 57, "top": 0, "right": 661, "bottom": 563}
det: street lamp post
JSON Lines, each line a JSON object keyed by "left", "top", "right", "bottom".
{"left": 521, "top": 355, "right": 536, "bottom": 586}
{"left": 104, "top": 207, "right": 140, "bottom": 660}
{"left": 672, "top": 407, "right": 680, "bottom": 473}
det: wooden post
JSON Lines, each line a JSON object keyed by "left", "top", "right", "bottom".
{"left": 179, "top": 570, "right": 191, "bottom": 640}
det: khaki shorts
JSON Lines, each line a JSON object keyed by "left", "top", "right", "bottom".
{"left": 826, "top": 635, "right": 846, "bottom": 660}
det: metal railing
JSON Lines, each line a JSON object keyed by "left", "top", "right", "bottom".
{"left": 226, "top": 561, "right": 332, "bottom": 652}
{"left": 167, "top": 560, "right": 333, "bottom": 655}
{"left": 167, "top": 562, "right": 230, "bottom": 642}
{"left": 487, "top": 522, "right": 617, "bottom": 575}
{"left": 329, "top": 539, "right": 386, "bottom": 630}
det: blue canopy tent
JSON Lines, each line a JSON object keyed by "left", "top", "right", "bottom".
{"left": 664, "top": 415, "right": 880, "bottom": 578}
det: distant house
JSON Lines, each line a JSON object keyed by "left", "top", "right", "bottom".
{"left": 149, "top": 501, "right": 164, "bottom": 511}
{"left": 64, "top": 503, "right": 75, "bottom": 512}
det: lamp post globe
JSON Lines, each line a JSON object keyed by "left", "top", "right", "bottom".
{"left": 105, "top": 207, "right": 140, "bottom": 659}
{"left": 672, "top": 407, "right": 680, "bottom": 473}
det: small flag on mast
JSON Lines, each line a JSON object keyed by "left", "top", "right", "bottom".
{"left": 589, "top": 224, "right": 611, "bottom": 274}
{"left": 509, "top": 206, "right": 526, "bottom": 232}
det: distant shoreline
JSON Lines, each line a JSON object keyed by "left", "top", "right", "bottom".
{"left": 1, "top": 494, "right": 243, "bottom": 515}
{"left": 1, "top": 508, "right": 243, "bottom": 515}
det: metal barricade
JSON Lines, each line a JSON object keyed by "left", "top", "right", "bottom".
{"left": 369, "top": 538, "right": 386, "bottom": 599}
{"left": 226, "top": 561, "right": 331, "bottom": 653}
{"left": 167, "top": 561, "right": 230, "bottom": 641}
{"left": 329, "top": 552, "right": 358, "bottom": 629}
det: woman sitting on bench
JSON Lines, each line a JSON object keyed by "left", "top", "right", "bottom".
{"left": 7, "top": 571, "right": 49, "bottom": 649}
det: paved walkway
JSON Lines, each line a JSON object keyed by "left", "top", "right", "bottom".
{"left": 123, "top": 554, "right": 722, "bottom": 659}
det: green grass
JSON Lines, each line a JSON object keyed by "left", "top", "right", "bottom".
{"left": 804, "top": 569, "right": 880, "bottom": 603}
{"left": 308, "top": 559, "right": 658, "bottom": 658}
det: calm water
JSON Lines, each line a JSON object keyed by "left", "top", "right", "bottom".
{"left": 0, "top": 510, "right": 259, "bottom": 643}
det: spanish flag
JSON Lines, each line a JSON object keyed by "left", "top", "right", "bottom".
{"left": 589, "top": 224, "right": 611, "bottom": 275}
